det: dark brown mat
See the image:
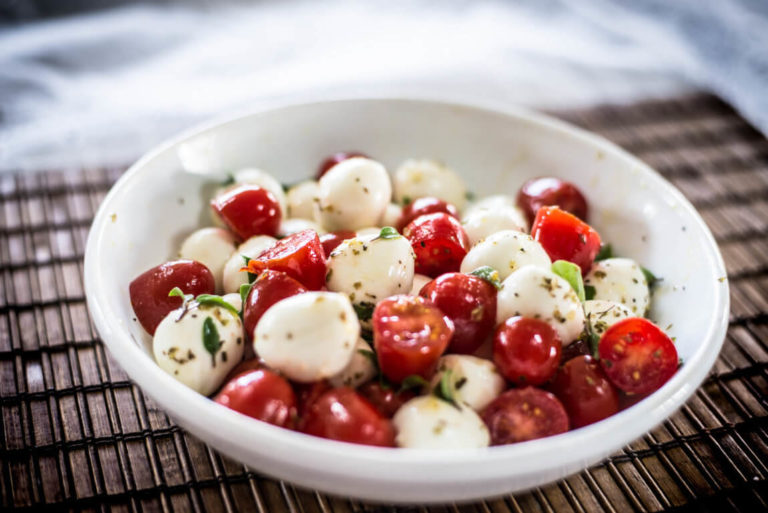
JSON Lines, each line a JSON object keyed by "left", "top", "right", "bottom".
{"left": 2, "top": 92, "right": 767, "bottom": 512}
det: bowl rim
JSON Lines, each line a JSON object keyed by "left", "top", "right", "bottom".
{"left": 84, "top": 96, "right": 729, "bottom": 477}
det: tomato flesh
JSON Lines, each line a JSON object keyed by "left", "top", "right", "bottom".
{"left": 548, "top": 355, "right": 619, "bottom": 428}
{"left": 129, "top": 259, "right": 215, "bottom": 335}
{"left": 211, "top": 184, "right": 281, "bottom": 239}
{"left": 598, "top": 318, "right": 678, "bottom": 395}
{"left": 243, "top": 270, "right": 308, "bottom": 339}
{"left": 372, "top": 295, "right": 454, "bottom": 383}
{"left": 403, "top": 213, "right": 470, "bottom": 278}
{"left": 214, "top": 369, "right": 296, "bottom": 428}
{"left": 517, "top": 177, "right": 589, "bottom": 225}
{"left": 481, "top": 387, "right": 569, "bottom": 444}
{"left": 245, "top": 229, "right": 326, "bottom": 290}
{"left": 397, "top": 197, "right": 459, "bottom": 232}
{"left": 319, "top": 230, "right": 357, "bottom": 257}
{"left": 358, "top": 381, "right": 416, "bottom": 418}
{"left": 419, "top": 272, "right": 497, "bottom": 354}
{"left": 531, "top": 206, "right": 601, "bottom": 275}
{"left": 493, "top": 316, "right": 561, "bottom": 386}
{"left": 300, "top": 388, "right": 395, "bottom": 447}
{"left": 317, "top": 151, "right": 369, "bottom": 179}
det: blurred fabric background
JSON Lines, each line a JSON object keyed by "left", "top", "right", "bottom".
{"left": 1, "top": 0, "right": 766, "bottom": 174}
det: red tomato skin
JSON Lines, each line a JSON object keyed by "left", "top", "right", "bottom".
{"left": 211, "top": 185, "right": 281, "bottom": 239}
{"left": 242, "top": 270, "right": 308, "bottom": 338}
{"left": 317, "top": 152, "right": 369, "bottom": 179}
{"left": 598, "top": 318, "right": 678, "bottom": 395}
{"left": 560, "top": 337, "right": 591, "bottom": 364}
{"left": 517, "top": 177, "right": 589, "bottom": 225}
{"left": 294, "top": 380, "right": 332, "bottom": 418}
{"left": 372, "top": 295, "right": 454, "bottom": 383}
{"left": 319, "top": 230, "right": 357, "bottom": 257}
{"left": 531, "top": 206, "right": 601, "bottom": 275}
{"left": 548, "top": 355, "right": 619, "bottom": 428}
{"left": 129, "top": 260, "right": 215, "bottom": 335}
{"left": 300, "top": 388, "right": 395, "bottom": 447}
{"left": 358, "top": 381, "right": 416, "bottom": 418}
{"left": 245, "top": 229, "right": 327, "bottom": 290}
{"left": 618, "top": 390, "right": 651, "bottom": 410}
{"left": 481, "top": 387, "right": 569, "bottom": 445}
{"left": 493, "top": 317, "right": 562, "bottom": 386}
{"left": 403, "top": 213, "right": 470, "bottom": 278}
{"left": 396, "top": 197, "right": 460, "bottom": 232}
{"left": 214, "top": 369, "right": 296, "bottom": 428}
{"left": 419, "top": 273, "right": 497, "bottom": 354}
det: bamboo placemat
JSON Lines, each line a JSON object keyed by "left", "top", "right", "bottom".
{"left": 1, "top": 93, "right": 767, "bottom": 512}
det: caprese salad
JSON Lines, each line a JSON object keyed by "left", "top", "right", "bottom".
{"left": 128, "top": 152, "right": 679, "bottom": 449}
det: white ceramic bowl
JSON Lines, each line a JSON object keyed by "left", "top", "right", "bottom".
{"left": 84, "top": 98, "right": 729, "bottom": 503}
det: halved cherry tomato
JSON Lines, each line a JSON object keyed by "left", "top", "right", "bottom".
{"left": 598, "top": 318, "right": 678, "bottom": 395}
{"left": 358, "top": 381, "right": 416, "bottom": 418}
{"left": 211, "top": 184, "right": 281, "bottom": 239}
{"left": 300, "top": 388, "right": 395, "bottom": 447}
{"left": 319, "top": 230, "right": 357, "bottom": 257}
{"left": 548, "top": 355, "right": 619, "bottom": 428}
{"left": 517, "top": 177, "right": 589, "bottom": 225}
{"left": 531, "top": 206, "right": 601, "bottom": 275}
{"left": 493, "top": 316, "right": 561, "bottom": 386}
{"left": 372, "top": 295, "right": 454, "bottom": 383}
{"left": 317, "top": 151, "right": 369, "bottom": 179}
{"left": 403, "top": 213, "right": 470, "bottom": 277}
{"left": 243, "top": 270, "right": 308, "bottom": 338}
{"left": 481, "top": 387, "right": 569, "bottom": 444}
{"left": 214, "top": 369, "right": 296, "bottom": 428}
{"left": 419, "top": 272, "right": 497, "bottom": 354}
{"left": 245, "top": 229, "right": 326, "bottom": 290}
{"left": 129, "top": 259, "right": 215, "bottom": 335}
{"left": 396, "top": 197, "right": 460, "bottom": 232}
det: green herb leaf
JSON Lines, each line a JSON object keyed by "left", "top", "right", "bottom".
{"left": 195, "top": 294, "right": 240, "bottom": 318}
{"left": 241, "top": 255, "right": 257, "bottom": 283}
{"left": 584, "top": 285, "right": 596, "bottom": 301}
{"left": 399, "top": 374, "right": 429, "bottom": 394}
{"left": 551, "top": 260, "right": 586, "bottom": 302}
{"left": 433, "top": 369, "right": 461, "bottom": 409}
{"left": 353, "top": 302, "right": 376, "bottom": 322}
{"left": 583, "top": 313, "right": 602, "bottom": 359}
{"left": 357, "top": 348, "right": 378, "bottom": 370}
{"left": 641, "top": 266, "right": 660, "bottom": 287}
{"left": 168, "top": 287, "right": 194, "bottom": 302}
{"left": 469, "top": 266, "right": 502, "bottom": 290}
{"left": 401, "top": 196, "right": 412, "bottom": 205}
{"left": 220, "top": 174, "right": 235, "bottom": 187}
{"left": 239, "top": 283, "right": 253, "bottom": 314}
{"left": 595, "top": 243, "right": 613, "bottom": 261}
{"left": 378, "top": 226, "right": 400, "bottom": 239}
{"left": 202, "top": 316, "right": 223, "bottom": 366}
{"left": 465, "top": 190, "right": 476, "bottom": 202}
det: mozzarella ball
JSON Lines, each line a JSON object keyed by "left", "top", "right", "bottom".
{"left": 463, "top": 194, "right": 515, "bottom": 217}
{"left": 583, "top": 300, "right": 635, "bottom": 337}
{"left": 460, "top": 230, "right": 551, "bottom": 281}
{"left": 326, "top": 233, "right": 415, "bottom": 308}
{"left": 254, "top": 292, "right": 359, "bottom": 383}
{"left": 496, "top": 266, "right": 585, "bottom": 345}
{"left": 393, "top": 396, "right": 490, "bottom": 449}
{"left": 410, "top": 273, "right": 432, "bottom": 295}
{"left": 232, "top": 168, "right": 288, "bottom": 218}
{"left": 585, "top": 258, "right": 650, "bottom": 315}
{"left": 221, "top": 293, "right": 243, "bottom": 313}
{"left": 179, "top": 227, "right": 237, "bottom": 293}
{"left": 393, "top": 159, "right": 467, "bottom": 211}
{"left": 221, "top": 235, "right": 277, "bottom": 294}
{"left": 286, "top": 180, "right": 319, "bottom": 220}
{"left": 356, "top": 226, "right": 382, "bottom": 238}
{"left": 315, "top": 157, "right": 392, "bottom": 231}
{"left": 430, "top": 355, "right": 505, "bottom": 412}
{"left": 278, "top": 218, "right": 325, "bottom": 238}
{"left": 461, "top": 204, "right": 528, "bottom": 246}
{"left": 328, "top": 338, "right": 377, "bottom": 388}
{"left": 381, "top": 203, "right": 403, "bottom": 227}
{"left": 153, "top": 303, "right": 244, "bottom": 396}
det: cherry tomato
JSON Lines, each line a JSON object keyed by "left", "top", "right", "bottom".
{"left": 517, "top": 177, "right": 589, "bottom": 225}
{"left": 294, "top": 380, "right": 331, "bottom": 418}
{"left": 618, "top": 390, "right": 651, "bottom": 410}
{"left": 243, "top": 270, "right": 308, "bottom": 339}
{"left": 319, "top": 230, "right": 357, "bottom": 257}
{"left": 245, "top": 229, "right": 326, "bottom": 290}
{"left": 129, "top": 259, "right": 215, "bottom": 335}
{"left": 548, "top": 355, "right": 619, "bottom": 428}
{"left": 300, "top": 388, "right": 395, "bottom": 447}
{"left": 481, "top": 387, "right": 569, "bottom": 445}
{"left": 396, "top": 197, "right": 460, "bottom": 232}
{"left": 419, "top": 273, "right": 497, "bottom": 354}
{"left": 560, "top": 337, "right": 591, "bottom": 364}
{"left": 223, "top": 358, "right": 262, "bottom": 383}
{"left": 493, "top": 317, "right": 561, "bottom": 386}
{"left": 598, "top": 318, "right": 678, "bottom": 395}
{"left": 531, "top": 206, "right": 601, "bottom": 275}
{"left": 358, "top": 381, "right": 416, "bottom": 418}
{"left": 214, "top": 369, "right": 296, "bottom": 428}
{"left": 211, "top": 184, "right": 281, "bottom": 239}
{"left": 317, "top": 151, "right": 369, "bottom": 179}
{"left": 403, "top": 213, "right": 470, "bottom": 278}
{"left": 372, "top": 295, "right": 454, "bottom": 383}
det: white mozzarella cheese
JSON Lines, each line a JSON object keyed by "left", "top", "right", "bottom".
{"left": 328, "top": 338, "right": 377, "bottom": 388}
{"left": 221, "top": 293, "right": 243, "bottom": 313}
{"left": 584, "top": 258, "right": 650, "bottom": 315}
{"left": 393, "top": 159, "right": 467, "bottom": 211}
{"left": 393, "top": 396, "right": 490, "bottom": 449}
{"left": 409, "top": 273, "right": 432, "bottom": 295}
{"left": 459, "top": 230, "right": 551, "bottom": 281}
{"left": 463, "top": 194, "right": 516, "bottom": 217}
{"left": 179, "top": 227, "right": 237, "bottom": 293}
{"left": 221, "top": 235, "right": 277, "bottom": 294}
{"left": 461, "top": 204, "right": 528, "bottom": 246}
{"left": 430, "top": 355, "right": 505, "bottom": 412}
{"left": 356, "top": 226, "right": 383, "bottom": 238}
{"left": 286, "top": 180, "right": 320, "bottom": 220}
{"left": 496, "top": 265, "right": 585, "bottom": 345}
{"left": 381, "top": 203, "right": 403, "bottom": 228}
{"left": 254, "top": 292, "right": 359, "bottom": 383}
{"left": 583, "top": 299, "right": 635, "bottom": 337}
{"left": 232, "top": 168, "right": 288, "bottom": 218}
{"left": 278, "top": 218, "right": 325, "bottom": 238}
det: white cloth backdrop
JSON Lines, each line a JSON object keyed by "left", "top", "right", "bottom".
{"left": 0, "top": 0, "right": 765, "bottom": 173}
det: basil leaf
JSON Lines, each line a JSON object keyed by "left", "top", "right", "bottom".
{"left": 551, "top": 260, "right": 585, "bottom": 302}
{"left": 399, "top": 374, "right": 429, "bottom": 394}
{"left": 353, "top": 302, "right": 375, "bottom": 322}
{"left": 584, "top": 285, "right": 596, "bottom": 301}
{"left": 202, "top": 316, "right": 223, "bottom": 366}
{"left": 239, "top": 283, "right": 253, "bottom": 314}
{"left": 168, "top": 287, "right": 193, "bottom": 302}
{"left": 469, "top": 266, "right": 502, "bottom": 290}
{"left": 220, "top": 174, "right": 235, "bottom": 186}
{"left": 241, "top": 255, "right": 257, "bottom": 283}
{"left": 595, "top": 244, "right": 613, "bottom": 261}
{"left": 378, "top": 226, "right": 400, "bottom": 239}
{"left": 401, "top": 196, "right": 412, "bottom": 206}
{"left": 357, "top": 348, "right": 378, "bottom": 370}
{"left": 195, "top": 294, "right": 240, "bottom": 318}
{"left": 641, "top": 266, "right": 660, "bottom": 287}
{"left": 434, "top": 369, "right": 461, "bottom": 410}
{"left": 582, "top": 313, "right": 601, "bottom": 359}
